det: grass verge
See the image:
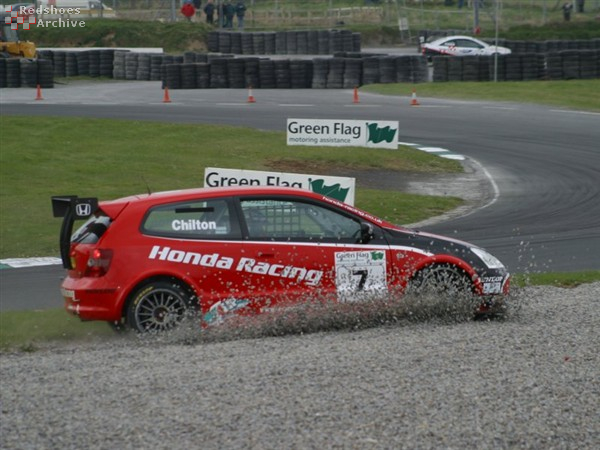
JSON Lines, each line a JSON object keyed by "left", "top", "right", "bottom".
{"left": 362, "top": 80, "right": 600, "bottom": 113}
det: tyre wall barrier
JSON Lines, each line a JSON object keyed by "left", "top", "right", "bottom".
{"left": 153, "top": 53, "right": 427, "bottom": 90}
{"left": 206, "top": 29, "right": 361, "bottom": 55}
{"left": 432, "top": 50, "right": 600, "bottom": 82}
{"left": 0, "top": 57, "right": 54, "bottom": 89}
{"left": 490, "top": 38, "right": 600, "bottom": 54}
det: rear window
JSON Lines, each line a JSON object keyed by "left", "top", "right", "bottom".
{"left": 142, "top": 198, "right": 241, "bottom": 239}
{"left": 71, "top": 214, "right": 111, "bottom": 245}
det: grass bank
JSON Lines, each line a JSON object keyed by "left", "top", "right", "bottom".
{"left": 0, "top": 116, "right": 462, "bottom": 258}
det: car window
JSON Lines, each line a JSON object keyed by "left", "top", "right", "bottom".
{"left": 457, "top": 39, "right": 483, "bottom": 49}
{"left": 441, "top": 40, "right": 456, "bottom": 47}
{"left": 142, "top": 198, "right": 241, "bottom": 239}
{"left": 240, "top": 198, "right": 361, "bottom": 241}
{"left": 72, "top": 215, "right": 111, "bottom": 244}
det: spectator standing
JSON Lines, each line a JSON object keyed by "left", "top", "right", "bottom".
{"left": 181, "top": 0, "right": 195, "bottom": 22}
{"left": 224, "top": 0, "right": 235, "bottom": 29}
{"left": 204, "top": 0, "right": 215, "bottom": 24}
{"left": 562, "top": 2, "right": 573, "bottom": 21}
{"left": 235, "top": 1, "right": 247, "bottom": 29}
{"left": 193, "top": 0, "right": 202, "bottom": 19}
{"left": 576, "top": 0, "right": 584, "bottom": 13}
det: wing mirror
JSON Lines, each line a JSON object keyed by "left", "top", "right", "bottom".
{"left": 359, "top": 222, "right": 374, "bottom": 244}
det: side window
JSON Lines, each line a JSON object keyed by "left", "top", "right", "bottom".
{"left": 142, "top": 198, "right": 240, "bottom": 239}
{"left": 240, "top": 198, "right": 361, "bottom": 241}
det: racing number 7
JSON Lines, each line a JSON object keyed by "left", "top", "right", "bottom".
{"left": 352, "top": 270, "right": 368, "bottom": 291}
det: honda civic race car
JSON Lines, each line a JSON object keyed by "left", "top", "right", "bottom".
{"left": 421, "top": 35, "right": 511, "bottom": 60}
{"left": 52, "top": 187, "right": 510, "bottom": 333}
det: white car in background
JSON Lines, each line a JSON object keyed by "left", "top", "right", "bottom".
{"left": 422, "top": 35, "right": 512, "bottom": 60}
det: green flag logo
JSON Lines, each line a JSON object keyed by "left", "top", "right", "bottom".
{"left": 366, "top": 123, "right": 397, "bottom": 144}
{"left": 309, "top": 179, "right": 350, "bottom": 202}
{"left": 371, "top": 251, "right": 384, "bottom": 261}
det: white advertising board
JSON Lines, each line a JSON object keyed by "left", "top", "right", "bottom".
{"left": 204, "top": 167, "right": 356, "bottom": 205}
{"left": 286, "top": 118, "right": 399, "bottom": 150}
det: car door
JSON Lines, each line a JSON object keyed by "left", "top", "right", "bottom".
{"left": 236, "top": 195, "right": 393, "bottom": 311}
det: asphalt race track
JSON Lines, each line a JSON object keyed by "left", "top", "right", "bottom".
{"left": 1, "top": 82, "right": 599, "bottom": 311}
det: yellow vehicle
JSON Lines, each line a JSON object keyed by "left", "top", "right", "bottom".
{"left": 0, "top": 12, "right": 37, "bottom": 58}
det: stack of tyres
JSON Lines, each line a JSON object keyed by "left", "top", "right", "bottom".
{"left": 76, "top": 51, "right": 90, "bottom": 77}
{"left": 311, "top": 58, "right": 328, "bottom": 88}
{"left": 207, "top": 31, "right": 219, "bottom": 53}
{"left": 219, "top": 33, "right": 232, "bottom": 54}
{"left": 210, "top": 58, "right": 228, "bottom": 88}
{"left": 0, "top": 59, "right": 6, "bottom": 88}
{"left": 352, "top": 33, "right": 361, "bottom": 53}
{"left": 243, "top": 57, "right": 260, "bottom": 89}
{"left": 296, "top": 31, "right": 308, "bottom": 55}
{"left": 326, "top": 57, "right": 344, "bottom": 89}
{"left": 253, "top": 33, "right": 266, "bottom": 55}
{"left": 195, "top": 53, "right": 208, "bottom": 63}
{"left": 164, "top": 64, "right": 182, "bottom": 89}
{"left": 19, "top": 59, "right": 37, "bottom": 87}
{"left": 230, "top": 33, "right": 242, "bottom": 54}
{"left": 307, "top": 31, "right": 319, "bottom": 55}
{"left": 52, "top": 51, "right": 67, "bottom": 78}
{"left": 489, "top": 55, "right": 506, "bottom": 81}
{"left": 195, "top": 63, "right": 210, "bottom": 89}
{"left": 88, "top": 50, "right": 101, "bottom": 77}
{"left": 274, "top": 59, "right": 291, "bottom": 88}
{"left": 461, "top": 56, "right": 479, "bottom": 81}
{"left": 99, "top": 50, "right": 114, "bottom": 77}
{"left": 275, "top": 31, "right": 287, "bottom": 55}
{"left": 411, "top": 56, "right": 428, "bottom": 82}
{"left": 150, "top": 55, "right": 164, "bottom": 81}
{"left": 37, "top": 59, "right": 54, "bottom": 88}
{"left": 362, "top": 57, "right": 379, "bottom": 85}
{"left": 378, "top": 56, "right": 396, "bottom": 83}
{"left": 432, "top": 56, "right": 448, "bottom": 82}
{"left": 66, "top": 52, "right": 78, "bottom": 77}
{"left": 286, "top": 31, "right": 297, "bottom": 55}
{"left": 343, "top": 58, "right": 362, "bottom": 89}
{"left": 561, "top": 50, "right": 580, "bottom": 79}
{"left": 317, "top": 30, "right": 330, "bottom": 55}
{"left": 546, "top": 52, "right": 563, "bottom": 80}
{"left": 258, "top": 59, "right": 276, "bottom": 88}
{"left": 136, "top": 53, "right": 152, "bottom": 80}
{"left": 578, "top": 50, "right": 596, "bottom": 79}
{"left": 341, "top": 30, "right": 354, "bottom": 52}
{"left": 6, "top": 59, "right": 20, "bottom": 87}
{"left": 227, "top": 58, "right": 246, "bottom": 88}
{"left": 183, "top": 51, "right": 197, "bottom": 63}
{"left": 505, "top": 54, "right": 522, "bottom": 81}
{"left": 241, "top": 33, "right": 254, "bottom": 55}
{"left": 330, "top": 31, "right": 343, "bottom": 53}
{"left": 181, "top": 63, "right": 197, "bottom": 89}
{"left": 396, "top": 55, "right": 413, "bottom": 82}
{"left": 124, "top": 53, "right": 138, "bottom": 80}
{"left": 447, "top": 57, "right": 463, "bottom": 81}
{"left": 290, "top": 60, "right": 312, "bottom": 89}
{"left": 521, "top": 53, "right": 538, "bottom": 81}
{"left": 264, "top": 32, "right": 276, "bottom": 55}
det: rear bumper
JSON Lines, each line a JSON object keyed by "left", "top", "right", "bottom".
{"left": 61, "top": 277, "right": 123, "bottom": 322}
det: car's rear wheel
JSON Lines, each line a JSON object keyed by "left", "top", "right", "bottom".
{"left": 126, "top": 280, "right": 198, "bottom": 333}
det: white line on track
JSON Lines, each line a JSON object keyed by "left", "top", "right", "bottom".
{"left": 550, "top": 109, "right": 600, "bottom": 116}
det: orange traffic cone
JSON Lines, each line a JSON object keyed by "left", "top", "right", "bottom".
{"left": 163, "top": 86, "right": 172, "bottom": 103}
{"left": 247, "top": 86, "right": 256, "bottom": 103}
{"left": 410, "top": 89, "right": 420, "bottom": 106}
{"left": 35, "top": 84, "right": 43, "bottom": 101}
{"left": 353, "top": 86, "right": 359, "bottom": 104}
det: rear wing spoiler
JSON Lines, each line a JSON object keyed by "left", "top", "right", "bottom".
{"left": 51, "top": 196, "right": 99, "bottom": 269}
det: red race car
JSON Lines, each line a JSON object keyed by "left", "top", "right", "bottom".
{"left": 52, "top": 187, "right": 510, "bottom": 333}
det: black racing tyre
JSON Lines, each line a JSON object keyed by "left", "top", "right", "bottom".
{"left": 126, "top": 280, "right": 198, "bottom": 333}
{"left": 410, "top": 264, "right": 474, "bottom": 299}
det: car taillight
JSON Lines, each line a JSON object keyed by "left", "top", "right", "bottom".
{"left": 86, "top": 248, "right": 113, "bottom": 277}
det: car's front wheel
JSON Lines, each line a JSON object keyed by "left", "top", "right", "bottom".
{"left": 410, "top": 264, "right": 474, "bottom": 298}
{"left": 126, "top": 280, "right": 198, "bottom": 333}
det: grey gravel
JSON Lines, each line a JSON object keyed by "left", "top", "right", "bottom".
{"left": 1, "top": 283, "right": 599, "bottom": 450}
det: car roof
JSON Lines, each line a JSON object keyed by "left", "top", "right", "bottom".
{"left": 431, "top": 35, "right": 482, "bottom": 44}
{"left": 99, "top": 186, "right": 401, "bottom": 230}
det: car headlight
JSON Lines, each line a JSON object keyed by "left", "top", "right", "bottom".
{"left": 471, "top": 247, "right": 505, "bottom": 269}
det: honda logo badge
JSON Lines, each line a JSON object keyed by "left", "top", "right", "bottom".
{"left": 76, "top": 203, "right": 92, "bottom": 217}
